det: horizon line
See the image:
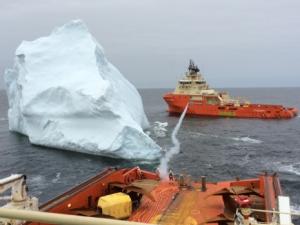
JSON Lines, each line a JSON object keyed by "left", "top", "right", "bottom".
{"left": 138, "top": 86, "right": 300, "bottom": 90}
{"left": 0, "top": 86, "right": 300, "bottom": 92}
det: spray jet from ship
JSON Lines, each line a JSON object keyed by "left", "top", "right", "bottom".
{"left": 158, "top": 103, "right": 189, "bottom": 179}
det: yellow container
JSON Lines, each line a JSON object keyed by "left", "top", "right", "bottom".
{"left": 98, "top": 192, "right": 132, "bottom": 219}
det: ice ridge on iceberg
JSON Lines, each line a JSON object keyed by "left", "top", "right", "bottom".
{"left": 4, "top": 20, "right": 161, "bottom": 160}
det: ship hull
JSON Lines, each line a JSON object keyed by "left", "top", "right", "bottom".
{"left": 24, "top": 167, "right": 282, "bottom": 225}
{"left": 164, "top": 93, "right": 298, "bottom": 119}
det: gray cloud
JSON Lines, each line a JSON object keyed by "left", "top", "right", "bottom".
{"left": 1, "top": 0, "right": 300, "bottom": 89}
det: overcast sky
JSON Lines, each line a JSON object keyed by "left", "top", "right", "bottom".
{"left": 1, "top": 0, "right": 299, "bottom": 89}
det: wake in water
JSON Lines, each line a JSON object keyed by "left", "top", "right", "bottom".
{"left": 158, "top": 104, "right": 189, "bottom": 179}
{"left": 188, "top": 131, "right": 262, "bottom": 144}
{"left": 231, "top": 137, "right": 262, "bottom": 144}
{"left": 279, "top": 164, "right": 300, "bottom": 176}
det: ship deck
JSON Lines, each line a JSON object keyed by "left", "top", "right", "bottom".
{"left": 129, "top": 181, "right": 226, "bottom": 225}
{"left": 25, "top": 168, "right": 280, "bottom": 225}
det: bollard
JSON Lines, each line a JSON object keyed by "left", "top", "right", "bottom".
{"left": 201, "top": 176, "right": 206, "bottom": 192}
{"left": 179, "top": 174, "right": 184, "bottom": 187}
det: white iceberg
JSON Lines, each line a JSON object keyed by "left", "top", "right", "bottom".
{"left": 4, "top": 20, "right": 161, "bottom": 160}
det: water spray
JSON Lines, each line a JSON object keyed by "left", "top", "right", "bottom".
{"left": 158, "top": 103, "right": 189, "bottom": 179}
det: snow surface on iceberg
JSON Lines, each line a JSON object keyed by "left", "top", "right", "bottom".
{"left": 4, "top": 20, "right": 161, "bottom": 160}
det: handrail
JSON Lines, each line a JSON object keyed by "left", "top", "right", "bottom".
{"left": 249, "top": 208, "right": 300, "bottom": 216}
{"left": 0, "top": 208, "right": 152, "bottom": 225}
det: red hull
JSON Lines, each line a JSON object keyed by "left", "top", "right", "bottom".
{"left": 24, "top": 167, "right": 282, "bottom": 225}
{"left": 164, "top": 93, "right": 298, "bottom": 119}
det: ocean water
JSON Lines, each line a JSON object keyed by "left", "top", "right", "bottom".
{"left": 0, "top": 88, "right": 300, "bottom": 222}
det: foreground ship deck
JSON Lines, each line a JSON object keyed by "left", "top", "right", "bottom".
{"left": 0, "top": 167, "right": 293, "bottom": 225}
{"left": 163, "top": 60, "right": 298, "bottom": 119}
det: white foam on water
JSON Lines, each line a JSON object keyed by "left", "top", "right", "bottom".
{"left": 291, "top": 204, "right": 300, "bottom": 212}
{"left": 28, "top": 175, "right": 47, "bottom": 191}
{"left": 51, "top": 172, "right": 61, "bottom": 183}
{"left": 29, "top": 175, "right": 45, "bottom": 183}
{"left": 279, "top": 164, "right": 300, "bottom": 176}
{"left": 188, "top": 131, "right": 219, "bottom": 139}
{"left": 231, "top": 137, "right": 262, "bottom": 144}
{"left": 189, "top": 131, "right": 262, "bottom": 144}
{"left": 188, "top": 131, "right": 206, "bottom": 137}
{"left": 241, "top": 153, "right": 251, "bottom": 165}
{"left": 158, "top": 104, "right": 189, "bottom": 179}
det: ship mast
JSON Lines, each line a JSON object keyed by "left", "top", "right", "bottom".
{"left": 188, "top": 59, "right": 199, "bottom": 74}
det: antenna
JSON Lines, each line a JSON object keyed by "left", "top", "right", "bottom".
{"left": 188, "top": 59, "right": 199, "bottom": 73}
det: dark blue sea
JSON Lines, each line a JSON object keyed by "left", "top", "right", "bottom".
{"left": 0, "top": 88, "right": 300, "bottom": 222}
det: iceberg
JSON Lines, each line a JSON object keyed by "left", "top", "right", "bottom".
{"left": 4, "top": 20, "right": 161, "bottom": 160}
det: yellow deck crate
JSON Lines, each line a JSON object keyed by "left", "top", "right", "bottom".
{"left": 98, "top": 192, "right": 132, "bottom": 219}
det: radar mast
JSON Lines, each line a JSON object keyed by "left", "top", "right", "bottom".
{"left": 188, "top": 59, "right": 199, "bottom": 74}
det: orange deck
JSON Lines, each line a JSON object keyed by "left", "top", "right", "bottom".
{"left": 164, "top": 93, "right": 298, "bottom": 119}
{"left": 26, "top": 167, "right": 282, "bottom": 225}
{"left": 129, "top": 181, "right": 226, "bottom": 224}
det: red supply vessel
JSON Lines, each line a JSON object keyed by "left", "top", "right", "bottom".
{"left": 163, "top": 60, "right": 298, "bottom": 119}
